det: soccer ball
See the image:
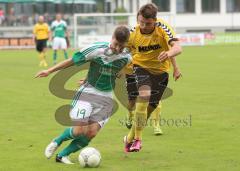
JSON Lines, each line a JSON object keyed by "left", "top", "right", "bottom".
{"left": 78, "top": 147, "right": 101, "bottom": 168}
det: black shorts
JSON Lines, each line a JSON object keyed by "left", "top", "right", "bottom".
{"left": 125, "top": 74, "right": 139, "bottom": 100}
{"left": 36, "top": 39, "right": 47, "bottom": 52}
{"left": 133, "top": 65, "right": 169, "bottom": 107}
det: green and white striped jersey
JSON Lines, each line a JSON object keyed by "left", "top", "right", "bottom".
{"left": 51, "top": 20, "right": 67, "bottom": 38}
{"left": 72, "top": 42, "right": 131, "bottom": 92}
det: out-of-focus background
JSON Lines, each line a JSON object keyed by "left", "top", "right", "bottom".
{"left": 0, "top": 0, "right": 240, "bottom": 49}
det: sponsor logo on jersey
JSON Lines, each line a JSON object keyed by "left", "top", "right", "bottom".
{"left": 138, "top": 44, "right": 161, "bottom": 52}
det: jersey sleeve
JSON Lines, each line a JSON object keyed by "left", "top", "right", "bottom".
{"left": 156, "top": 19, "right": 179, "bottom": 45}
{"left": 50, "top": 22, "right": 55, "bottom": 31}
{"left": 63, "top": 21, "right": 67, "bottom": 30}
{"left": 72, "top": 45, "right": 103, "bottom": 66}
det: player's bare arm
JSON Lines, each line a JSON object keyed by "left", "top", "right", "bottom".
{"left": 35, "top": 58, "right": 74, "bottom": 78}
{"left": 158, "top": 40, "right": 182, "bottom": 62}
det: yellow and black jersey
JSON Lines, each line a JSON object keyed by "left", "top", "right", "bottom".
{"left": 128, "top": 18, "right": 178, "bottom": 74}
{"left": 33, "top": 23, "right": 50, "bottom": 40}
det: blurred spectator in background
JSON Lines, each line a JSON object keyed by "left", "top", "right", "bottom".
{"left": 8, "top": 7, "right": 16, "bottom": 26}
{"left": 44, "top": 13, "right": 54, "bottom": 25}
{"left": 0, "top": 7, "right": 5, "bottom": 25}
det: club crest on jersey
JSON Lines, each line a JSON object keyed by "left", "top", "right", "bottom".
{"left": 138, "top": 44, "right": 161, "bottom": 52}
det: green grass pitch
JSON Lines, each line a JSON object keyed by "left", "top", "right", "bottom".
{"left": 0, "top": 45, "right": 239, "bottom": 171}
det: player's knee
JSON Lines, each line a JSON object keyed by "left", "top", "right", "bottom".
{"left": 138, "top": 85, "right": 151, "bottom": 100}
{"left": 138, "top": 91, "right": 151, "bottom": 100}
{"left": 86, "top": 129, "right": 98, "bottom": 139}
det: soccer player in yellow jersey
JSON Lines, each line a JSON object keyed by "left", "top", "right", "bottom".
{"left": 124, "top": 3, "right": 182, "bottom": 152}
{"left": 33, "top": 16, "right": 50, "bottom": 67}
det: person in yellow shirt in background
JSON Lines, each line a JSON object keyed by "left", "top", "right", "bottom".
{"left": 33, "top": 15, "right": 50, "bottom": 67}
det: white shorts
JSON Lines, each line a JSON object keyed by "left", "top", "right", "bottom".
{"left": 52, "top": 37, "right": 67, "bottom": 50}
{"left": 70, "top": 83, "right": 113, "bottom": 128}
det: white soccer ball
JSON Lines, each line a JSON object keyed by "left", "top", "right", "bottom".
{"left": 78, "top": 147, "right": 101, "bottom": 168}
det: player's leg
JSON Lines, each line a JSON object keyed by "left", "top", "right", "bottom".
{"left": 63, "top": 49, "right": 68, "bottom": 59}
{"left": 44, "top": 127, "right": 75, "bottom": 159}
{"left": 36, "top": 40, "right": 44, "bottom": 67}
{"left": 125, "top": 104, "right": 148, "bottom": 153}
{"left": 148, "top": 72, "right": 168, "bottom": 118}
{"left": 56, "top": 113, "right": 109, "bottom": 164}
{"left": 56, "top": 124, "right": 95, "bottom": 164}
{"left": 148, "top": 72, "right": 169, "bottom": 116}
{"left": 125, "top": 99, "right": 136, "bottom": 152}
{"left": 151, "top": 102, "right": 163, "bottom": 135}
{"left": 130, "top": 96, "right": 148, "bottom": 151}
{"left": 125, "top": 74, "right": 138, "bottom": 129}
{"left": 45, "top": 85, "right": 87, "bottom": 159}
{"left": 60, "top": 38, "right": 68, "bottom": 59}
{"left": 124, "top": 73, "right": 138, "bottom": 152}
{"left": 52, "top": 37, "right": 58, "bottom": 64}
{"left": 56, "top": 84, "right": 112, "bottom": 163}
{"left": 147, "top": 72, "right": 169, "bottom": 135}
{"left": 53, "top": 50, "right": 57, "bottom": 64}
{"left": 129, "top": 66, "right": 151, "bottom": 151}
{"left": 42, "top": 39, "right": 48, "bottom": 67}
{"left": 126, "top": 99, "right": 135, "bottom": 128}
{"left": 42, "top": 48, "right": 48, "bottom": 67}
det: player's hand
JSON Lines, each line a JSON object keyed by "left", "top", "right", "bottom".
{"left": 173, "top": 67, "right": 182, "bottom": 81}
{"left": 158, "top": 51, "right": 169, "bottom": 62}
{"left": 35, "top": 70, "right": 50, "bottom": 78}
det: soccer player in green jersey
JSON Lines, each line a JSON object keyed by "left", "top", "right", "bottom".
{"left": 50, "top": 14, "right": 69, "bottom": 64}
{"left": 35, "top": 25, "right": 130, "bottom": 164}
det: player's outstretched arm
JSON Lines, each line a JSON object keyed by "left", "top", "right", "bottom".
{"left": 158, "top": 40, "right": 182, "bottom": 62}
{"left": 35, "top": 58, "right": 74, "bottom": 78}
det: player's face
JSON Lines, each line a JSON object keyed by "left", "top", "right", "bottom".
{"left": 56, "top": 14, "right": 62, "bottom": 21}
{"left": 138, "top": 15, "right": 156, "bottom": 34}
{"left": 38, "top": 16, "right": 44, "bottom": 24}
{"left": 110, "top": 38, "right": 126, "bottom": 54}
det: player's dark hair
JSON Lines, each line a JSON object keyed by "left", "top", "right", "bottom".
{"left": 138, "top": 3, "right": 158, "bottom": 19}
{"left": 113, "top": 25, "right": 130, "bottom": 43}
